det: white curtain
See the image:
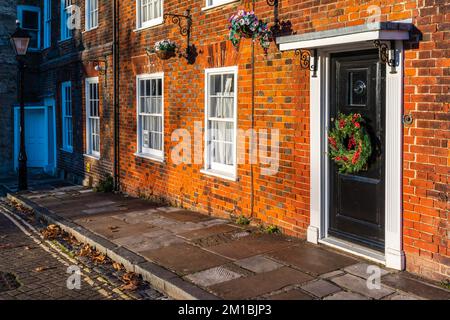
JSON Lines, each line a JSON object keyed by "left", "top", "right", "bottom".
{"left": 211, "top": 76, "right": 233, "bottom": 165}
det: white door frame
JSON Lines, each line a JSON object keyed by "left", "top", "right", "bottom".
{"left": 307, "top": 40, "right": 405, "bottom": 270}
{"left": 44, "top": 97, "right": 58, "bottom": 173}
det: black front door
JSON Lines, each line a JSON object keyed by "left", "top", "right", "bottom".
{"left": 328, "top": 50, "right": 386, "bottom": 252}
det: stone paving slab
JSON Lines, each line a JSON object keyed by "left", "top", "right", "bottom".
{"left": 265, "top": 289, "right": 314, "bottom": 300}
{"left": 76, "top": 215, "right": 130, "bottom": 230}
{"left": 209, "top": 267, "right": 314, "bottom": 300}
{"left": 324, "top": 291, "right": 369, "bottom": 300}
{"left": 319, "top": 270, "right": 346, "bottom": 279}
{"left": 331, "top": 273, "right": 395, "bottom": 299}
{"left": 207, "top": 234, "right": 295, "bottom": 260}
{"left": 301, "top": 279, "right": 342, "bottom": 298}
{"left": 131, "top": 234, "right": 184, "bottom": 253}
{"left": 159, "top": 210, "right": 214, "bottom": 223}
{"left": 385, "top": 293, "right": 421, "bottom": 300}
{"left": 96, "top": 223, "right": 157, "bottom": 241}
{"left": 185, "top": 266, "right": 243, "bottom": 287}
{"left": 235, "top": 255, "right": 284, "bottom": 273}
{"left": 140, "top": 243, "right": 231, "bottom": 276}
{"left": 344, "top": 263, "right": 391, "bottom": 279}
{"left": 178, "top": 224, "right": 240, "bottom": 241}
{"left": 382, "top": 273, "right": 450, "bottom": 300}
{"left": 268, "top": 244, "right": 358, "bottom": 276}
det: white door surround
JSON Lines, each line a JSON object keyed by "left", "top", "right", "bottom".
{"left": 277, "top": 26, "right": 408, "bottom": 270}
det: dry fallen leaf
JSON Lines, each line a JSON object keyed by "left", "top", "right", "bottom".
{"left": 120, "top": 282, "right": 138, "bottom": 291}
{"left": 78, "top": 244, "right": 92, "bottom": 257}
{"left": 122, "top": 272, "right": 135, "bottom": 282}
{"left": 35, "top": 267, "right": 45, "bottom": 272}
{"left": 112, "top": 262, "right": 122, "bottom": 271}
{"left": 93, "top": 254, "right": 106, "bottom": 264}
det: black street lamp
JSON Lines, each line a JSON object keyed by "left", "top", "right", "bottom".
{"left": 10, "top": 21, "right": 31, "bottom": 191}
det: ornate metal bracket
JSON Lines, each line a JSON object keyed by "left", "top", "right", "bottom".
{"left": 163, "top": 9, "right": 192, "bottom": 58}
{"left": 266, "top": 0, "right": 278, "bottom": 5}
{"left": 295, "top": 49, "right": 318, "bottom": 77}
{"left": 374, "top": 40, "right": 397, "bottom": 74}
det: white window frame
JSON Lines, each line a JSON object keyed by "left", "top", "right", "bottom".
{"left": 136, "top": 0, "right": 164, "bottom": 30}
{"left": 43, "top": 0, "right": 51, "bottom": 48}
{"left": 60, "top": 0, "right": 72, "bottom": 41}
{"left": 61, "top": 81, "right": 73, "bottom": 152}
{"left": 203, "top": 0, "right": 239, "bottom": 11}
{"left": 203, "top": 66, "right": 238, "bottom": 180}
{"left": 85, "top": 77, "right": 100, "bottom": 158}
{"left": 85, "top": 0, "right": 99, "bottom": 31}
{"left": 136, "top": 73, "right": 164, "bottom": 161}
{"left": 17, "top": 5, "right": 41, "bottom": 51}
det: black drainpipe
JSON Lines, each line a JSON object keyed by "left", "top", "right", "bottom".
{"left": 112, "top": 0, "right": 120, "bottom": 191}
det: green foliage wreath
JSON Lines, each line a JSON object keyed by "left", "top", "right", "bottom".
{"left": 328, "top": 113, "right": 372, "bottom": 174}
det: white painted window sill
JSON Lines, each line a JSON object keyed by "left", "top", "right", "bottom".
{"left": 134, "top": 153, "right": 165, "bottom": 163}
{"left": 83, "top": 26, "right": 99, "bottom": 34}
{"left": 201, "top": 0, "right": 240, "bottom": 12}
{"left": 134, "top": 18, "right": 164, "bottom": 33}
{"left": 200, "top": 168, "right": 237, "bottom": 181}
{"left": 83, "top": 153, "right": 100, "bottom": 160}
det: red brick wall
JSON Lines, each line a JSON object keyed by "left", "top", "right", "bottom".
{"left": 38, "top": 0, "right": 114, "bottom": 185}
{"left": 23, "top": 0, "right": 444, "bottom": 280}
{"left": 402, "top": 0, "right": 449, "bottom": 280}
{"left": 114, "top": 0, "right": 449, "bottom": 281}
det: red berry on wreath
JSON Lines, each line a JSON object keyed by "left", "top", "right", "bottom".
{"left": 328, "top": 137, "right": 337, "bottom": 149}
{"left": 354, "top": 122, "right": 360, "bottom": 128}
{"left": 348, "top": 136, "right": 356, "bottom": 150}
{"left": 352, "top": 150, "right": 361, "bottom": 164}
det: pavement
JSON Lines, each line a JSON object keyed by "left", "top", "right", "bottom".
{"left": 0, "top": 176, "right": 167, "bottom": 301}
{"left": 1, "top": 175, "right": 449, "bottom": 300}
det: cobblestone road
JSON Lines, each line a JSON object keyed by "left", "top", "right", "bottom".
{"left": 0, "top": 196, "right": 166, "bottom": 300}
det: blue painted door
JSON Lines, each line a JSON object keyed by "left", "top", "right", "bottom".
{"left": 25, "top": 109, "right": 47, "bottom": 167}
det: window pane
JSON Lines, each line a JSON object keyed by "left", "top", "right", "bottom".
{"left": 22, "top": 11, "right": 39, "bottom": 29}
{"left": 155, "top": 97, "right": 162, "bottom": 114}
{"left": 155, "top": 0, "right": 161, "bottom": 18}
{"left": 210, "top": 75, "right": 221, "bottom": 96}
{"left": 206, "top": 70, "right": 236, "bottom": 170}
{"left": 157, "top": 78, "right": 162, "bottom": 96}
{"left": 145, "top": 79, "right": 150, "bottom": 96}
{"left": 140, "top": 79, "right": 145, "bottom": 97}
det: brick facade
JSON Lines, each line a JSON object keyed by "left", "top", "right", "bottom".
{"left": 3, "top": 0, "right": 448, "bottom": 281}
{"left": 0, "top": 0, "right": 17, "bottom": 174}
{"left": 0, "top": 0, "right": 42, "bottom": 174}
{"left": 115, "top": 0, "right": 449, "bottom": 281}
{"left": 38, "top": 0, "right": 114, "bottom": 184}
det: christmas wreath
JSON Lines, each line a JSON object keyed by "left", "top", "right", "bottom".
{"left": 328, "top": 113, "right": 372, "bottom": 174}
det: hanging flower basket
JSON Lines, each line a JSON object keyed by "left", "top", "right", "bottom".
{"left": 156, "top": 50, "right": 175, "bottom": 60}
{"left": 328, "top": 113, "right": 372, "bottom": 174}
{"left": 154, "top": 40, "right": 177, "bottom": 60}
{"left": 240, "top": 25, "right": 255, "bottom": 39}
{"left": 228, "top": 10, "right": 271, "bottom": 53}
